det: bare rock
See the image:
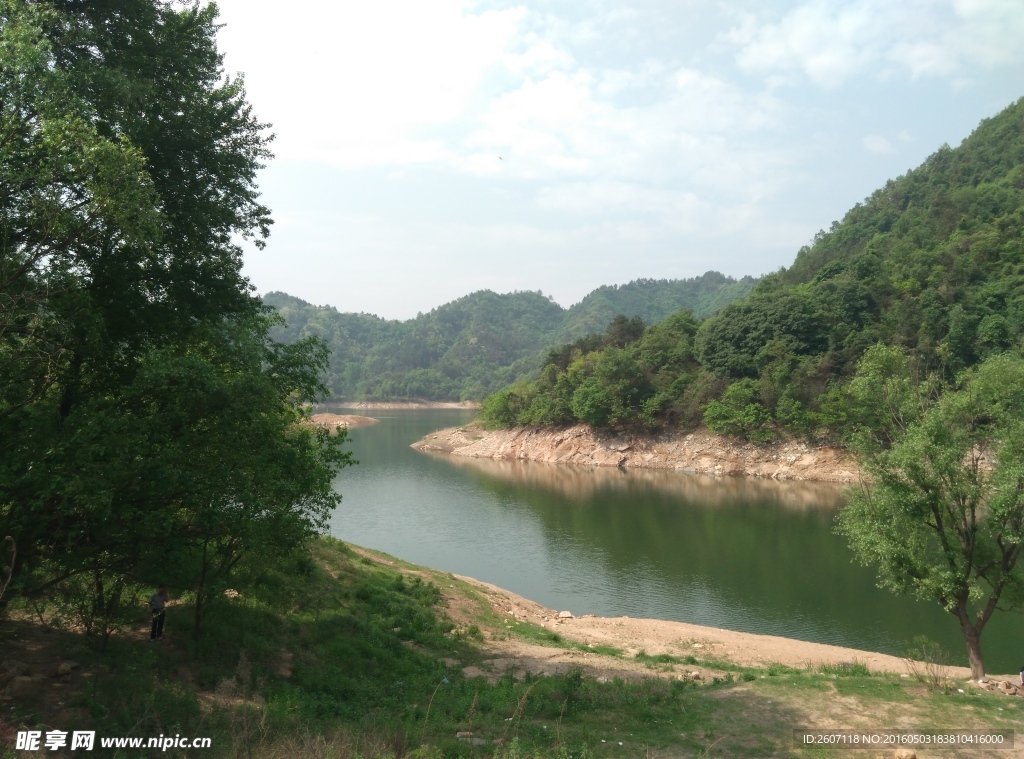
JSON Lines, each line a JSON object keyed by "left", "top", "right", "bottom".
{"left": 1, "top": 675, "right": 47, "bottom": 700}
{"left": 50, "top": 661, "right": 79, "bottom": 678}
{"left": 557, "top": 610, "right": 573, "bottom": 619}
{"left": 0, "top": 661, "right": 29, "bottom": 686}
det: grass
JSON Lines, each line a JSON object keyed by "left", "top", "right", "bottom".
{"left": 2, "top": 537, "right": 1022, "bottom": 758}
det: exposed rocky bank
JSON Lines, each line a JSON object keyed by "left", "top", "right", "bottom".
{"left": 306, "top": 413, "right": 379, "bottom": 433}
{"left": 319, "top": 399, "right": 480, "bottom": 410}
{"left": 412, "top": 424, "right": 861, "bottom": 483}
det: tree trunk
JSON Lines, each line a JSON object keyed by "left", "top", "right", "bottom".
{"left": 956, "top": 605, "right": 985, "bottom": 679}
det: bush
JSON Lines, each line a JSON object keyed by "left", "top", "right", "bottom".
{"left": 702, "top": 380, "right": 774, "bottom": 442}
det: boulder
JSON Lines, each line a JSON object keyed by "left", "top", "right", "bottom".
{"left": 557, "top": 611, "right": 573, "bottom": 619}
{"left": 1, "top": 675, "right": 46, "bottom": 701}
{"left": 893, "top": 750, "right": 916, "bottom": 759}
{"left": 50, "top": 661, "right": 79, "bottom": 678}
{"left": 0, "top": 661, "right": 29, "bottom": 686}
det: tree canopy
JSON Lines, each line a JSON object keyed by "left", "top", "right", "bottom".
{"left": 481, "top": 98, "right": 1024, "bottom": 440}
{"left": 838, "top": 350, "right": 1024, "bottom": 678}
{"left": 0, "top": 0, "right": 349, "bottom": 644}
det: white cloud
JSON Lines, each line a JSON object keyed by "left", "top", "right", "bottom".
{"left": 217, "top": 0, "right": 791, "bottom": 202}
{"left": 216, "top": 0, "right": 526, "bottom": 165}
{"left": 727, "top": 0, "right": 1024, "bottom": 88}
{"left": 863, "top": 135, "right": 895, "bottom": 154}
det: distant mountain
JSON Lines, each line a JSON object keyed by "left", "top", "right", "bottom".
{"left": 479, "top": 97, "right": 1024, "bottom": 439}
{"left": 264, "top": 272, "right": 756, "bottom": 401}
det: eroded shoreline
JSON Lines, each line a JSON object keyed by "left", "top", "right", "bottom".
{"left": 413, "top": 423, "right": 861, "bottom": 483}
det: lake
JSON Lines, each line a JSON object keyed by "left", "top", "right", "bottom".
{"left": 328, "top": 408, "right": 1019, "bottom": 672}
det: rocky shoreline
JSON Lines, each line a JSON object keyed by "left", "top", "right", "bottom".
{"left": 306, "top": 413, "right": 379, "bottom": 433}
{"left": 412, "top": 423, "right": 862, "bottom": 483}
{"left": 319, "top": 400, "right": 480, "bottom": 410}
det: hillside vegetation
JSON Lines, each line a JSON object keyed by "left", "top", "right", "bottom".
{"left": 481, "top": 97, "right": 1024, "bottom": 440}
{"left": 264, "top": 272, "right": 755, "bottom": 402}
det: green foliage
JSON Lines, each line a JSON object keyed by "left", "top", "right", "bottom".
{"left": 0, "top": 0, "right": 349, "bottom": 647}
{"left": 265, "top": 273, "right": 755, "bottom": 402}
{"left": 482, "top": 98, "right": 1024, "bottom": 440}
{"left": 480, "top": 309, "right": 699, "bottom": 430}
{"left": 838, "top": 353, "right": 1024, "bottom": 676}
{"left": 702, "top": 379, "right": 774, "bottom": 442}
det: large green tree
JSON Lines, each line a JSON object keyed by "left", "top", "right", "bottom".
{"left": 838, "top": 350, "right": 1024, "bottom": 678}
{"left": 0, "top": 0, "right": 348, "bottom": 639}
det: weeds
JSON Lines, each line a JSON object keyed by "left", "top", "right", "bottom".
{"left": 903, "top": 636, "right": 953, "bottom": 691}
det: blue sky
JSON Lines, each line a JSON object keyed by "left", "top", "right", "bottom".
{"left": 214, "top": 0, "right": 1024, "bottom": 319}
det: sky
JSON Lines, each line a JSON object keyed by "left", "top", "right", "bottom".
{"left": 214, "top": 0, "right": 1024, "bottom": 320}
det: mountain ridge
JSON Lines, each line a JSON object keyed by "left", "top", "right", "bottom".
{"left": 264, "top": 272, "right": 757, "bottom": 401}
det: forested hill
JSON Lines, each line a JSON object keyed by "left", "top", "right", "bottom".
{"left": 264, "top": 272, "right": 756, "bottom": 401}
{"left": 481, "top": 97, "right": 1024, "bottom": 438}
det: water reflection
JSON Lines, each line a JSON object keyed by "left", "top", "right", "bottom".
{"left": 436, "top": 454, "right": 847, "bottom": 511}
{"left": 330, "top": 410, "right": 1018, "bottom": 671}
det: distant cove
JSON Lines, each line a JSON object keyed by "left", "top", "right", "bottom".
{"left": 330, "top": 408, "right": 1019, "bottom": 673}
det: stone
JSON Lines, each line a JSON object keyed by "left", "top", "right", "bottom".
{"left": 893, "top": 750, "right": 917, "bottom": 759}
{"left": 689, "top": 672, "right": 703, "bottom": 680}
{"left": 0, "top": 662, "right": 29, "bottom": 686}
{"left": 51, "top": 661, "right": 78, "bottom": 678}
{"left": 1, "top": 675, "right": 46, "bottom": 700}
{"left": 557, "top": 610, "right": 573, "bottom": 619}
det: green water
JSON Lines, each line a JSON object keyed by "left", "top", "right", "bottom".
{"left": 329, "top": 409, "right": 1020, "bottom": 672}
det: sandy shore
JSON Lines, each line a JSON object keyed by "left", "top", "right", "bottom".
{"left": 455, "top": 574, "right": 957, "bottom": 675}
{"left": 450, "top": 573, "right": 1024, "bottom": 685}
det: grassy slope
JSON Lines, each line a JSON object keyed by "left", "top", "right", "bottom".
{"left": 1, "top": 539, "right": 1019, "bottom": 758}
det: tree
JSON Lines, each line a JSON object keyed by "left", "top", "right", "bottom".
{"left": 0, "top": 0, "right": 350, "bottom": 642}
{"left": 838, "top": 352, "right": 1024, "bottom": 678}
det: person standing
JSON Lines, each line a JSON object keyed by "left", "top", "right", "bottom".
{"left": 149, "top": 585, "right": 169, "bottom": 640}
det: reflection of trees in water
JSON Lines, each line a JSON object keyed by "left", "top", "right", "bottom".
{"left": 439, "top": 454, "right": 967, "bottom": 657}
{"left": 438, "top": 454, "right": 846, "bottom": 511}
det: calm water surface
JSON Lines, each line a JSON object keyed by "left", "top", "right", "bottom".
{"left": 328, "top": 409, "right": 1018, "bottom": 671}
